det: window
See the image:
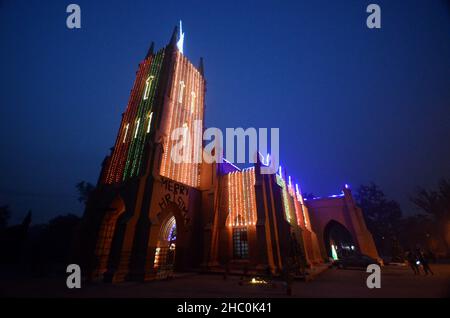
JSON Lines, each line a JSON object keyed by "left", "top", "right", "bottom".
{"left": 122, "top": 123, "right": 129, "bottom": 143}
{"left": 178, "top": 80, "right": 185, "bottom": 104}
{"left": 146, "top": 112, "right": 153, "bottom": 133}
{"left": 190, "top": 91, "right": 196, "bottom": 113}
{"left": 143, "top": 76, "right": 154, "bottom": 100}
{"left": 233, "top": 227, "right": 249, "bottom": 259}
{"left": 134, "top": 118, "right": 140, "bottom": 138}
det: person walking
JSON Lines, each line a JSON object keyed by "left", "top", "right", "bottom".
{"left": 417, "top": 250, "right": 434, "bottom": 275}
{"left": 406, "top": 251, "right": 420, "bottom": 275}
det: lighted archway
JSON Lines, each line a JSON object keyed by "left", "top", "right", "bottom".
{"left": 154, "top": 215, "right": 177, "bottom": 270}
{"left": 323, "top": 220, "right": 356, "bottom": 260}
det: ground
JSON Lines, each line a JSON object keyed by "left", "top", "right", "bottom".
{"left": 1, "top": 264, "right": 450, "bottom": 298}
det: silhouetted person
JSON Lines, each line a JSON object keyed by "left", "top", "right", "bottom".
{"left": 417, "top": 251, "right": 434, "bottom": 275}
{"left": 406, "top": 251, "right": 419, "bottom": 275}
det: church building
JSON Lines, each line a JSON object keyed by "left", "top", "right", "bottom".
{"left": 74, "top": 25, "right": 379, "bottom": 282}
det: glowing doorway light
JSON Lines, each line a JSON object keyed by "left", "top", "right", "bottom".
{"left": 176, "top": 20, "right": 185, "bottom": 54}
{"left": 331, "top": 244, "right": 339, "bottom": 260}
{"left": 153, "top": 247, "right": 161, "bottom": 267}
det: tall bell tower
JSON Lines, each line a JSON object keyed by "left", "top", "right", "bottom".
{"left": 102, "top": 22, "right": 205, "bottom": 187}
{"left": 75, "top": 23, "right": 207, "bottom": 282}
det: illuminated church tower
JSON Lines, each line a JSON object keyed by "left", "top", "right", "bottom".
{"left": 103, "top": 22, "right": 205, "bottom": 187}
{"left": 75, "top": 24, "right": 207, "bottom": 282}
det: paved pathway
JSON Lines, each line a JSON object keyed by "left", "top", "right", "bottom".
{"left": 2, "top": 264, "right": 449, "bottom": 298}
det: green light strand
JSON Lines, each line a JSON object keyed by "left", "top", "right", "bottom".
{"left": 122, "top": 49, "right": 164, "bottom": 180}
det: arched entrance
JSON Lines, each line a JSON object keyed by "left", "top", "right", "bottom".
{"left": 323, "top": 220, "right": 356, "bottom": 260}
{"left": 93, "top": 196, "right": 126, "bottom": 280}
{"left": 154, "top": 215, "right": 177, "bottom": 278}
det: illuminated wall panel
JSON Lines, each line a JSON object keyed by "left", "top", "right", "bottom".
{"left": 104, "top": 49, "right": 165, "bottom": 184}
{"left": 224, "top": 168, "right": 257, "bottom": 227}
{"left": 276, "top": 173, "right": 312, "bottom": 229}
{"left": 159, "top": 51, "right": 205, "bottom": 188}
{"left": 123, "top": 49, "right": 165, "bottom": 179}
{"left": 276, "top": 175, "right": 297, "bottom": 225}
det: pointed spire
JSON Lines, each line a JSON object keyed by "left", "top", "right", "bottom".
{"left": 177, "top": 20, "right": 185, "bottom": 53}
{"left": 169, "top": 24, "right": 179, "bottom": 47}
{"left": 198, "top": 57, "right": 204, "bottom": 76}
{"left": 145, "top": 41, "right": 154, "bottom": 59}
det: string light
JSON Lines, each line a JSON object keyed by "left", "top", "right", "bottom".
{"left": 121, "top": 49, "right": 164, "bottom": 179}
{"left": 146, "top": 112, "right": 153, "bottom": 133}
{"left": 143, "top": 75, "right": 154, "bottom": 100}
{"left": 159, "top": 51, "right": 204, "bottom": 188}
{"left": 225, "top": 168, "right": 257, "bottom": 228}
{"left": 178, "top": 80, "right": 185, "bottom": 104}
{"left": 122, "top": 123, "right": 129, "bottom": 143}
{"left": 134, "top": 118, "right": 140, "bottom": 139}
{"left": 105, "top": 48, "right": 165, "bottom": 183}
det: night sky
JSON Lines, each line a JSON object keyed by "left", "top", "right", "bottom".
{"left": 1, "top": 0, "right": 449, "bottom": 224}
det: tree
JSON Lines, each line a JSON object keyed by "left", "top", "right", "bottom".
{"left": 0, "top": 205, "right": 11, "bottom": 229}
{"left": 355, "top": 182, "right": 403, "bottom": 258}
{"left": 410, "top": 188, "right": 441, "bottom": 219}
{"left": 23, "top": 214, "right": 81, "bottom": 275}
{"left": 45, "top": 214, "right": 81, "bottom": 263}
{"left": 398, "top": 214, "right": 436, "bottom": 253}
{"left": 410, "top": 178, "right": 450, "bottom": 255}
{"left": 76, "top": 181, "right": 95, "bottom": 205}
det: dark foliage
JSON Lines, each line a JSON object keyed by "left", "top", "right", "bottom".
{"left": 76, "top": 181, "right": 95, "bottom": 205}
{"left": 355, "top": 182, "right": 403, "bottom": 258}
{"left": 410, "top": 178, "right": 450, "bottom": 256}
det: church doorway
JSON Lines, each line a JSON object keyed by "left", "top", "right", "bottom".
{"left": 323, "top": 220, "right": 356, "bottom": 260}
{"left": 154, "top": 215, "right": 177, "bottom": 278}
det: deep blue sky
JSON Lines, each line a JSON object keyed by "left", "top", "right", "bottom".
{"left": 1, "top": 0, "right": 449, "bottom": 224}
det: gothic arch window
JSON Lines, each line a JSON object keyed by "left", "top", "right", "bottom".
{"left": 154, "top": 215, "right": 177, "bottom": 271}
{"left": 143, "top": 75, "right": 154, "bottom": 100}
